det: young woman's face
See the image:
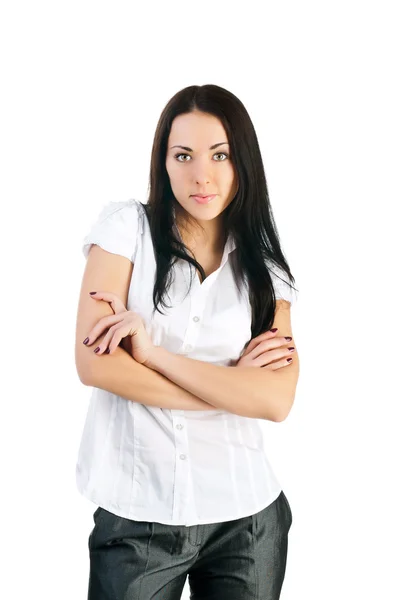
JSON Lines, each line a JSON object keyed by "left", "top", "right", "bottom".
{"left": 165, "top": 110, "right": 238, "bottom": 222}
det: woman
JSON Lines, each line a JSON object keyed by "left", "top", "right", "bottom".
{"left": 75, "top": 84, "right": 299, "bottom": 599}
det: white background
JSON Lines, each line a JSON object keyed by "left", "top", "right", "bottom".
{"left": 1, "top": 1, "right": 392, "bottom": 598}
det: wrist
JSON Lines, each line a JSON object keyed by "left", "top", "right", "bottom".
{"left": 145, "top": 345, "right": 167, "bottom": 370}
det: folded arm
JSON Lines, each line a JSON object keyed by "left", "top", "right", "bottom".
{"left": 75, "top": 245, "right": 217, "bottom": 412}
{"left": 76, "top": 247, "right": 299, "bottom": 420}
{"left": 148, "top": 301, "right": 299, "bottom": 421}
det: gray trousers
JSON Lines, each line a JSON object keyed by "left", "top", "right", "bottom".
{"left": 88, "top": 491, "right": 292, "bottom": 599}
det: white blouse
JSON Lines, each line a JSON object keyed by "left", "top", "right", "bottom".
{"left": 76, "top": 198, "right": 297, "bottom": 526}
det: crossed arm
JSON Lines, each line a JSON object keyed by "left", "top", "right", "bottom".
{"left": 146, "top": 351, "right": 293, "bottom": 421}
{"left": 146, "top": 301, "right": 298, "bottom": 421}
{"left": 75, "top": 247, "right": 299, "bottom": 422}
{"left": 78, "top": 299, "right": 298, "bottom": 423}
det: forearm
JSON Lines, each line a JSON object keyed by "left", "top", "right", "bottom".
{"left": 78, "top": 339, "right": 219, "bottom": 411}
{"left": 148, "top": 347, "right": 281, "bottom": 421}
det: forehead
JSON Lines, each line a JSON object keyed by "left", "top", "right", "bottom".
{"left": 168, "top": 111, "right": 228, "bottom": 145}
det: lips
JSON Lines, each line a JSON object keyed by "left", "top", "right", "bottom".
{"left": 191, "top": 194, "right": 217, "bottom": 204}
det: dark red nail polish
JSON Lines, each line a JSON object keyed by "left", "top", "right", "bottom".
{"left": 83, "top": 337, "right": 89, "bottom": 345}
{"left": 270, "top": 328, "right": 278, "bottom": 332}
{"left": 94, "top": 347, "right": 100, "bottom": 353}
{"left": 104, "top": 348, "right": 110, "bottom": 354}
{"left": 287, "top": 358, "right": 293, "bottom": 363}
{"left": 285, "top": 336, "right": 292, "bottom": 341}
{"left": 89, "top": 291, "right": 96, "bottom": 295}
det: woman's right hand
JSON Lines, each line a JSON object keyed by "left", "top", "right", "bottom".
{"left": 85, "top": 291, "right": 155, "bottom": 366}
{"left": 235, "top": 329, "right": 296, "bottom": 370}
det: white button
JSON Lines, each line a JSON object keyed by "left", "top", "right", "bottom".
{"left": 193, "top": 316, "right": 200, "bottom": 322}
{"left": 185, "top": 344, "right": 193, "bottom": 352}
{"left": 176, "top": 424, "right": 183, "bottom": 430}
{"left": 179, "top": 454, "right": 187, "bottom": 460}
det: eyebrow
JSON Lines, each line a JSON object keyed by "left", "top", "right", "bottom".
{"left": 169, "top": 142, "right": 229, "bottom": 151}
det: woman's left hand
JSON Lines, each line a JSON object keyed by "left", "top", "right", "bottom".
{"left": 83, "top": 291, "right": 155, "bottom": 366}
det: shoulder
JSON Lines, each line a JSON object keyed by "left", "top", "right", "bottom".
{"left": 82, "top": 198, "right": 145, "bottom": 262}
{"left": 92, "top": 198, "right": 144, "bottom": 225}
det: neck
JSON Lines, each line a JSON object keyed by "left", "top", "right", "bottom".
{"left": 174, "top": 206, "right": 225, "bottom": 254}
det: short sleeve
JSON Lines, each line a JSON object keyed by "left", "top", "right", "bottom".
{"left": 82, "top": 199, "right": 141, "bottom": 262}
{"left": 266, "top": 260, "right": 298, "bottom": 306}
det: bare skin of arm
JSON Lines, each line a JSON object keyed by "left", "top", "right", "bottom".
{"left": 75, "top": 245, "right": 218, "bottom": 411}
{"left": 76, "top": 246, "right": 298, "bottom": 420}
{"left": 145, "top": 299, "right": 298, "bottom": 421}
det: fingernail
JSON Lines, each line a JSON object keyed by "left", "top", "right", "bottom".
{"left": 285, "top": 336, "right": 292, "bottom": 341}
{"left": 83, "top": 337, "right": 89, "bottom": 345}
{"left": 104, "top": 348, "right": 110, "bottom": 354}
{"left": 270, "top": 328, "right": 278, "bottom": 332}
{"left": 287, "top": 358, "right": 293, "bottom": 363}
{"left": 89, "top": 291, "right": 96, "bottom": 295}
{"left": 94, "top": 347, "right": 100, "bottom": 353}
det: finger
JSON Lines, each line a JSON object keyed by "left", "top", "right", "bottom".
{"left": 242, "top": 329, "right": 279, "bottom": 357}
{"left": 85, "top": 313, "right": 125, "bottom": 345}
{"left": 96, "top": 324, "right": 129, "bottom": 354}
{"left": 93, "top": 322, "right": 128, "bottom": 355}
{"left": 254, "top": 346, "right": 295, "bottom": 367}
{"left": 252, "top": 343, "right": 295, "bottom": 364}
{"left": 263, "top": 356, "right": 294, "bottom": 370}
{"left": 246, "top": 335, "right": 293, "bottom": 360}
{"left": 89, "top": 291, "right": 127, "bottom": 314}
{"left": 109, "top": 326, "right": 131, "bottom": 353}
{"left": 246, "top": 338, "right": 280, "bottom": 361}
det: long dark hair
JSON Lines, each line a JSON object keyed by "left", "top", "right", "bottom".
{"left": 140, "top": 84, "right": 297, "bottom": 344}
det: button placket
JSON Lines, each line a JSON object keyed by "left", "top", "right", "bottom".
{"left": 181, "top": 288, "right": 206, "bottom": 354}
{"left": 172, "top": 416, "right": 190, "bottom": 522}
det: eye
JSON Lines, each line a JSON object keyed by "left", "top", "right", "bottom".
{"left": 174, "top": 153, "right": 191, "bottom": 162}
{"left": 214, "top": 152, "right": 229, "bottom": 161}
{"left": 174, "top": 152, "right": 229, "bottom": 162}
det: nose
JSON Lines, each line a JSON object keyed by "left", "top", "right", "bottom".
{"left": 195, "top": 178, "right": 210, "bottom": 186}
{"left": 191, "top": 156, "right": 212, "bottom": 186}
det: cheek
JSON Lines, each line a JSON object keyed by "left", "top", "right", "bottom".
{"left": 168, "top": 172, "right": 183, "bottom": 190}
{"left": 166, "top": 158, "right": 179, "bottom": 176}
{"left": 167, "top": 162, "right": 182, "bottom": 181}
{"left": 221, "top": 164, "right": 237, "bottom": 187}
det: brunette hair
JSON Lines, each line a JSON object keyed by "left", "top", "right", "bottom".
{"left": 141, "top": 84, "right": 298, "bottom": 342}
